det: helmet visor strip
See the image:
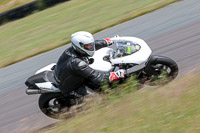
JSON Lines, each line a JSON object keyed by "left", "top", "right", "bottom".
{"left": 80, "top": 42, "right": 95, "bottom": 51}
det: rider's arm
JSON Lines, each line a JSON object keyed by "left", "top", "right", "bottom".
{"left": 95, "top": 38, "right": 113, "bottom": 50}
{"left": 71, "top": 58, "right": 109, "bottom": 84}
{"left": 71, "top": 58, "right": 125, "bottom": 84}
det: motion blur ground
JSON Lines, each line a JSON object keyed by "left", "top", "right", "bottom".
{"left": 0, "top": 0, "right": 200, "bottom": 132}
{"left": 37, "top": 69, "right": 200, "bottom": 133}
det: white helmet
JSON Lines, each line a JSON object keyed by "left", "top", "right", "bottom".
{"left": 71, "top": 31, "right": 95, "bottom": 56}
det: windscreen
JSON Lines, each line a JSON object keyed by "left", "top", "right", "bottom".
{"left": 115, "top": 40, "right": 141, "bottom": 55}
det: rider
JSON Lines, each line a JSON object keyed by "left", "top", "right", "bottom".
{"left": 54, "top": 31, "right": 124, "bottom": 97}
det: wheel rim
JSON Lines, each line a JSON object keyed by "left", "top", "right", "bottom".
{"left": 43, "top": 97, "right": 85, "bottom": 119}
{"left": 148, "top": 63, "right": 175, "bottom": 85}
{"left": 42, "top": 97, "right": 71, "bottom": 118}
{"left": 46, "top": 98, "right": 62, "bottom": 113}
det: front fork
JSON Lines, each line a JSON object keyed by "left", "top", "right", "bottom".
{"left": 111, "top": 55, "right": 159, "bottom": 82}
{"left": 135, "top": 55, "right": 158, "bottom": 83}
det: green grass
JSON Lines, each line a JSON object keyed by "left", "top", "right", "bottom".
{"left": 37, "top": 72, "right": 200, "bottom": 133}
{"left": 0, "top": 0, "right": 11, "bottom": 5}
{"left": 0, "top": 0, "right": 179, "bottom": 68}
{"left": 0, "top": 0, "right": 35, "bottom": 13}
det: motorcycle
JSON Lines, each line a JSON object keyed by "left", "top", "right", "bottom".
{"left": 25, "top": 36, "right": 178, "bottom": 119}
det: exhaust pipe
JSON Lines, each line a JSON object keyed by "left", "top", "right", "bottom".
{"left": 26, "top": 88, "right": 41, "bottom": 95}
{"left": 26, "top": 88, "right": 60, "bottom": 95}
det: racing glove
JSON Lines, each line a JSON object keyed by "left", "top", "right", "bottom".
{"left": 88, "top": 58, "right": 94, "bottom": 64}
{"left": 109, "top": 69, "right": 125, "bottom": 83}
{"left": 104, "top": 38, "right": 113, "bottom": 46}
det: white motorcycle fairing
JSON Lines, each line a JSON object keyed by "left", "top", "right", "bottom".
{"left": 35, "top": 36, "right": 152, "bottom": 73}
{"left": 35, "top": 63, "right": 56, "bottom": 74}
{"left": 90, "top": 36, "right": 152, "bottom": 72}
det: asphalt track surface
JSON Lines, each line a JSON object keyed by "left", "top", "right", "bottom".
{"left": 0, "top": 0, "right": 200, "bottom": 132}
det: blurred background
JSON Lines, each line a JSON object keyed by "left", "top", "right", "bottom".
{"left": 0, "top": 0, "right": 200, "bottom": 133}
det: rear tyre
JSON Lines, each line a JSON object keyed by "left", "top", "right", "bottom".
{"left": 38, "top": 93, "right": 69, "bottom": 119}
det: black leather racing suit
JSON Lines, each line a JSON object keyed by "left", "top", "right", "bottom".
{"left": 54, "top": 40, "right": 110, "bottom": 96}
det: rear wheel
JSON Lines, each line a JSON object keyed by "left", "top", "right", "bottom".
{"left": 38, "top": 93, "right": 71, "bottom": 119}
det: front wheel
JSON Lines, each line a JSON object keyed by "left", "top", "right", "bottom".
{"left": 143, "top": 55, "right": 178, "bottom": 85}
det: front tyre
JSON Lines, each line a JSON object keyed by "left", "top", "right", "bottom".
{"left": 144, "top": 55, "right": 178, "bottom": 85}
